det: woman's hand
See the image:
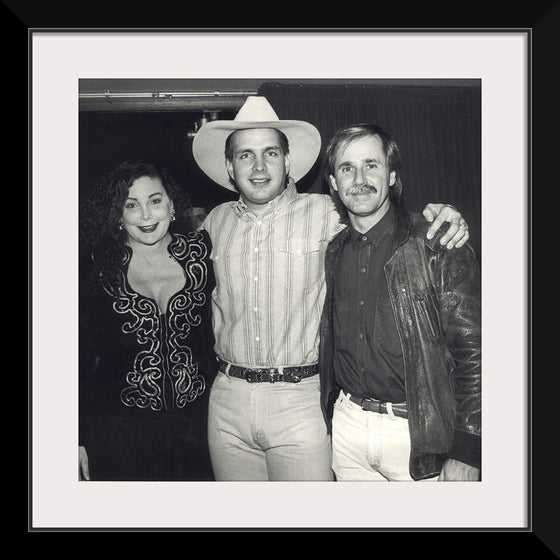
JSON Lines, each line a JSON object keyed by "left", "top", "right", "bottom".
{"left": 79, "top": 445, "right": 90, "bottom": 481}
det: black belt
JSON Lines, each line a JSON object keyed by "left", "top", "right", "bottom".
{"left": 219, "top": 359, "right": 319, "bottom": 383}
{"left": 347, "top": 393, "right": 408, "bottom": 419}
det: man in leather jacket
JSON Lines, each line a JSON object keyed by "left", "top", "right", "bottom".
{"left": 319, "top": 124, "right": 481, "bottom": 481}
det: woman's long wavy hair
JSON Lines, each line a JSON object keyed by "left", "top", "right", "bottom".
{"left": 79, "top": 161, "right": 194, "bottom": 270}
{"left": 323, "top": 124, "right": 403, "bottom": 224}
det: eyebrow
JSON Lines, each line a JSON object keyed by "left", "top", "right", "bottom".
{"left": 126, "top": 192, "right": 164, "bottom": 200}
{"left": 337, "top": 157, "right": 383, "bottom": 168}
{"left": 236, "top": 145, "right": 282, "bottom": 154}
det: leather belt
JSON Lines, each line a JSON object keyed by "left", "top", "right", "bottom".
{"left": 347, "top": 393, "right": 408, "bottom": 419}
{"left": 219, "top": 359, "right": 319, "bottom": 383}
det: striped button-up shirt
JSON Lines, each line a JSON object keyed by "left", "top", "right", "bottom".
{"left": 203, "top": 181, "right": 344, "bottom": 368}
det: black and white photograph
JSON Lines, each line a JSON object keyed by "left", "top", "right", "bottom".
{"left": 78, "top": 77, "right": 481, "bottom": 485}
{"left": 31, "top": 30, "right": 530, "bottom": 534}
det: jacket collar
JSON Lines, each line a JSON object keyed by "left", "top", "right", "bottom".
{"left": 391, "top": 203, "right": 413, "bottom": 253}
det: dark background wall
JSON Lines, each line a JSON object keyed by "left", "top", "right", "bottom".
{"left": 79, "top": 109, "right": 238, "bottom": 211}
{"left": 79, "top": 79, "right": 481, "bottom": 259}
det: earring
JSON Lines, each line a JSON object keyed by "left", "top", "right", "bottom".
{"left": 170, "top": 209, "right": 176, "bottom": 222}
{"left": 118, "top": 219, "right": 124, "bottom": 231}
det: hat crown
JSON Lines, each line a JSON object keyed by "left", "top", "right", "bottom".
{"left": 192, "top": 96, "right": 321, "bottom": 191}
{"left": 234, "top": 96, "right": 280, "bottom": 122}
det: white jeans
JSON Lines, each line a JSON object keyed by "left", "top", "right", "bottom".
{"left": 208, "top": 372, "right": 333, "bottom": 481}
{"left": 332, "top": 390, "right": 436, "bottom": 481}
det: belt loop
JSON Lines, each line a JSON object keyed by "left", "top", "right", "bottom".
{"left": 386, "top": 402, "right": 396, "bottom": 419}
{"left": 224, "top": 362, "right": 231, "bottom": 376}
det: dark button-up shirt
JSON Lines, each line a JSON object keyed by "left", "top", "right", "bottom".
{"left": 332, "top": 204, "right": 405, "bottom": 403}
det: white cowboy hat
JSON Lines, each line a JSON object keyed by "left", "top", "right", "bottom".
{"left": 192, "top": 96, "right": 321, "bottom": 191}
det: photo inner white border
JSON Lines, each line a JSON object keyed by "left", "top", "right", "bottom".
{"left": 31, "top": 31, "right": 528, "bottom": 529}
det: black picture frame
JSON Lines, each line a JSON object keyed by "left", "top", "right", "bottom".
{"left": 23, "top": 15, "right": 546, "bottom": 552}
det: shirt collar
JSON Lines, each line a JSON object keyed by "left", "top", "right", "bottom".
{"left": 349, "top": 203, "right": 396, "bottom": 247}
{"left": 235, "top": 178, "right": 298, "bottom": 218}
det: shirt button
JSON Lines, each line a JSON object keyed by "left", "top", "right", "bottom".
{"left": 362, "top": 236, "right": 368, "bottom": 242}
{"left": 254, "top": 276, "right": 259, "bottom": 282}
{"left": 359, "top": 300, "right": 365, "bottom": 306}
{"left": 254, "top": 247, "right": 259, "bottom": 253}
{"left": 255, "top": 336, "right": 260, "bottom": 342}
{"left": 358, "top": 333, "right": 364, "bottom": 339}
{"left": 361, "top": 267, "right": 366, "bottom": 273}
{"left": 254, "top": 307, "right": 259, "bottom": 312}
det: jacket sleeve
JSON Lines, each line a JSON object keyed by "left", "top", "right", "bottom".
{"left": 433, "top": 241, "right": 482, "bottom": 468}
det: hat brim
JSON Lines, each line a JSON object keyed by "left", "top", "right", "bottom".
{"left": 192, "top": 120, "right": 322, "bottom": 191}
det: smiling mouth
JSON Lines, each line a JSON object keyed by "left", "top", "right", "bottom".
{"left": 250, "top": 178, "right": 270, "bottom": 186}
{"left": 138, "top": 224, "right": 159, "bottom": 233}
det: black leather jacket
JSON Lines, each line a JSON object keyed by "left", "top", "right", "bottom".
{"left": 319, "top": 206, "right": 481, "bottom": 480}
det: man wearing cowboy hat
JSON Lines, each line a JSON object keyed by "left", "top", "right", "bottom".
{"left": 192, "top": 96, "right": 469, "bottom": 481}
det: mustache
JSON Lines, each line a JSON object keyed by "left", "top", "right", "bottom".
{"left": 348, "top": 184, "right": 378, "bottom": 195}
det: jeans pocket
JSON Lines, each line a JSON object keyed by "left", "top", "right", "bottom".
{"left": 333, "top": 390, "right": 346, "bottom": 410}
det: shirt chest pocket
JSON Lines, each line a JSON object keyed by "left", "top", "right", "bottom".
{"left": 276, "top": 238, "right": 325, "bottom": 257}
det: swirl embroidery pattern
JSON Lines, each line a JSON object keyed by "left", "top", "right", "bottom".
{"left": 167, "top": 233, "right": 208, "bottom": 408}
{"left": 102, "top": 233, "right": 209, "bottom": 411}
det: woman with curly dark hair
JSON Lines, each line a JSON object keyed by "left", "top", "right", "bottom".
{"left": 79, "top": 161, "right": 217, "bottom": 481}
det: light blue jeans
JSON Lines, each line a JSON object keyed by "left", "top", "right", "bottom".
{"left": 332, "top": 390, "right": 436, "bottom": 481}
{"left": 208, "top": 372, "right": 333, "bottom": 481}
